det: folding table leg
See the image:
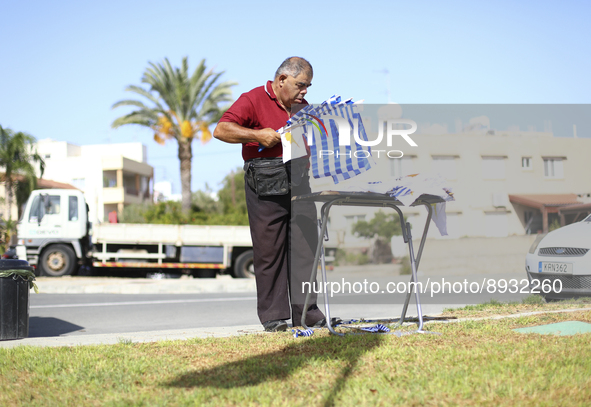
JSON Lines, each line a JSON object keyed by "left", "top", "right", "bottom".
{"left": 318, "top": 220, "right": 340, "bottom": 335}
{"left": 405, "top": 222, "right": 426, "bottom": 331}
{"left": 301, "top": 200, "right": 343, "bottom": 336}
{"left": 398, "top": 203, "right": 433, "bottom": 328}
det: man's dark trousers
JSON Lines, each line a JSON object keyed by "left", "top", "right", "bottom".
{"left": 244, "top": 166, "right": 324, "bottom": 326}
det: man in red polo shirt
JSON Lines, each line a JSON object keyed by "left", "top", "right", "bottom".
{"left": 214, "top": 57, "right": 325, "bottom": 332}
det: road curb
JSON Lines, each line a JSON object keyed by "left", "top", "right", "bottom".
{"left": 0, "top": 325, "right": 264, "bottom": 348}
{"left": 33, "top": 276, "right": 257, "bottom": 294}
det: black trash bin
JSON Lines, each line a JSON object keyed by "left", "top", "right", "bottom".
{"left": 0, "top": 259, "right": 37, "bottom": 340}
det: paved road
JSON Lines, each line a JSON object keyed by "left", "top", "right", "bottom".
{"left": 29, "top": 293, "right": 260, "bottom": 337}
{"left": 27, "top": 292, "right": 465, "bottom": 339}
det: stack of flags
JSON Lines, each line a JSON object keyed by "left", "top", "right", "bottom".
{"left": 279, "top": 95, "right": 374, "bottom": 184}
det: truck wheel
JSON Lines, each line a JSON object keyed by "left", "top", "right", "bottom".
{"left": 233, "top": 250, "right": 255, "bottom": 279}
{"left": 191, "top": 269, "right": 217, "bottom": 278}
{"left": 39, "top": 245, "right": 77, "bottom": 277}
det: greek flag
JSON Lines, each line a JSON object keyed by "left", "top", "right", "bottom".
{"left": 303, "top": 96, "right": 374, "bottom": 184}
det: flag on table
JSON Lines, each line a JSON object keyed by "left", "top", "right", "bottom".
{"left": 365, "top": 173, "right": 455, "bottom": 236}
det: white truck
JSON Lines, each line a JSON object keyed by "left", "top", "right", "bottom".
{"left": 15, "top": 189, "right": 255, "bottom": 278}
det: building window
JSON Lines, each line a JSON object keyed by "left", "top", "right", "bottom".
{"left": 482, "top": 156, "right": 506, "bottom": 180}
{"left": 543, "top": 158, "right": 564, "bottom": 179}
{"left": 140, "top": 176, "right": 150, "bottom": 198}
{"left": 521, "top": 157, "right": 532, "bottom": 170}
{"left": 524, "top": 210, "right": 537, "bottom": 234}
{"left": 103, "top": 170, "right": 118, "bottom": 188}
{"left": 390, "top": 156, "right": 415, "bottom": 178}
{"left": 123, "top": 173, "right": 138, "bottom": 195}
{"left": 71, "top": 178, "right": 86, "bottom": 191}
{"left": 432, "top": 156, "right": 457, "bottom": 180}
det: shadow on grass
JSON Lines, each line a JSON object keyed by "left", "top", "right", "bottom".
{"left": 166, "top": 333, "right": 384, "bottom": 406}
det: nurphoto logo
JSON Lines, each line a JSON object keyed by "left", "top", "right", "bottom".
{"left": 306, "top": 114, "right": 418, "bottom": 159}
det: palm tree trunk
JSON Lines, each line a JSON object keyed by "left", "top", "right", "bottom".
{"left": 178, "top": 139, "right": 193, "bottom": 213}
{"left": 5, "top": 178, "right": 13, "bottom": 222}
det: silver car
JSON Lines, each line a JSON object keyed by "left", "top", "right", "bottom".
{"left": 525, "top": 215, "right": 591, "bottom": 300}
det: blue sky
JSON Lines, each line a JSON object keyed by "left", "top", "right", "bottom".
{"left": 1, "top": 0, "right": 590, "bottom": 194}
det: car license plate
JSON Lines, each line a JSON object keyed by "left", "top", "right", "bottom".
{"left": 538, "top": 262, "right": 573, "bottom": 274}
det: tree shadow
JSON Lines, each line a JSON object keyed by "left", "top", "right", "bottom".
{"left": 28, "top": 317, "right": 85, "bottom": 337}
{"left": 166, "top": 333, "right": 384, "bottom": 406}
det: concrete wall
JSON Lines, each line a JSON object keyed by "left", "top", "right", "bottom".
{"left": 414, "top": 235, "right": 537, "bottom": 277}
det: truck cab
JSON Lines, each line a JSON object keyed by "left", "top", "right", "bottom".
{"left": 16, "top": 189, "right": 90, "bottom": 276}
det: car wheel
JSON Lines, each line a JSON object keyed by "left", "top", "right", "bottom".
{"left": 233, "top": 250, "right": 255, "bottom": 278}
{"left": 39, "top": 245, "right": 77, "bottom": 277}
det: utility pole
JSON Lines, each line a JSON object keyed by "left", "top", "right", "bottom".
{"left": 374, "top": 68, "right": 392, "bottom": 103}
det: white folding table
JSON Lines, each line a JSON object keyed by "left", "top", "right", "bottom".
{"left": 293, "top": 191, "right": 445, "bottom": 336}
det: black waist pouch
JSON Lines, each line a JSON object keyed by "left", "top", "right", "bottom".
{"left": 244, "top": 158, "right": 290, "bottom": 196}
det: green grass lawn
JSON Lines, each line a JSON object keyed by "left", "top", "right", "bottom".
{"left": 1, "top": 304, "right": 591, "bottom": 406}
{"left": 441, "top": 295, "right": 591, "bottom": 318}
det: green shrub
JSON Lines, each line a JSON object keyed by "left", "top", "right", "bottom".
{"left": 334, "top": 249, "right": 369, "bottom": 266}
{"left": 400, "top": 256, "right": 411, "bottom": 275}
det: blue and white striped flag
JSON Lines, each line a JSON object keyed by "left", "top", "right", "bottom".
{"left": 304, "top": 96, "right": 374, "bottom": 184}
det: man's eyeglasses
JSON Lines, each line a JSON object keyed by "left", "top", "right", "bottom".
{"left": 294, "top": 80, "right": 312, "bottom": 90}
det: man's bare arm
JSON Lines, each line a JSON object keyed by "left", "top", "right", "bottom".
{"left": 213, "top": 122, "right": 281, "bottom": 148}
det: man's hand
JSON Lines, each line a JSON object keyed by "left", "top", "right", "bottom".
{"left": 257, "top": 128, "right": 281, "bottom": 148}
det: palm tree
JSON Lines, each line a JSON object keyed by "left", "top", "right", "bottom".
{"left": 111, "top": 57, "right": 237, "bottom": 212}
{"left": 0, "top": 125, "right": 45, "bottom": 222}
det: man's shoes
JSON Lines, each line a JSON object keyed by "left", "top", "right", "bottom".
{"left": 262, "top": 320, "right": 288, "bottom": 332}
{"left": 312, "top": 317, "right": 343, "bottom": 328}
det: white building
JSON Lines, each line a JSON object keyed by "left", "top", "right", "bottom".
{"left": 154, "top": 180, "right": 182, "bottom": 202}
{"left": 34, "top": 139, "right": 154, "bottom": 224}
{"left": 311, "top": 130, "right": 591, "bottom": 249}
